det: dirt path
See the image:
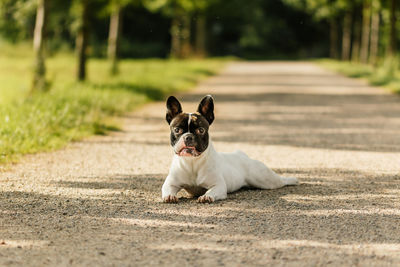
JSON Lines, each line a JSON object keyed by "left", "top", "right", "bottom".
{"left": 1, "top": 62, "right": 400, "bottom": 266}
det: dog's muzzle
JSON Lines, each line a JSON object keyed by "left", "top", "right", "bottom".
{"left": 174, "top": 134, "right": 201, "bottom": 157}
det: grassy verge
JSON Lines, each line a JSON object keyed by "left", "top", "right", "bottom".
{"left": 0, "top": 44, "right": 229, "bottom": 165}
{"left": 317, "top": 58, "right": 400, "bottom": 94}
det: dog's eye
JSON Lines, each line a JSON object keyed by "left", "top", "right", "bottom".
{"left": 196, "top": 127, "right": 205, "bottom": 135}
{"left": 173, "top": 127, "right": 183, "bottom": 134}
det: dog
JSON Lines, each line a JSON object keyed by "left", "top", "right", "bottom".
{"left": 162, "top": 95, "right": 298, "bottom": 203}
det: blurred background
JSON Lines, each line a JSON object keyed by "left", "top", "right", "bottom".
{"left": 0, "top": 0, "right": 399, "bottom": 164}
{"left": 1, "top": 0, "right": 398, "bottom": 61}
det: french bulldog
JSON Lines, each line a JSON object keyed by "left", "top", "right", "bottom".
{"left": 162, "top": 95, "right": 298, "bottom": 203}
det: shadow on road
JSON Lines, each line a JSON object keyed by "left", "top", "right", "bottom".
{"left": 1, "top": 167, "right": 399, "bottom": 264}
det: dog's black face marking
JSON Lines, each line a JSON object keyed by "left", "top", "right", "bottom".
{"left": 170, "top": 113, "right": 210, "bottom": 153}
{"left": 166, "top": 95, "right": 214, "bottom": 156}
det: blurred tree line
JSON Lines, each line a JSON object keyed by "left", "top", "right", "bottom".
{"left": 0, "top": 0, "right": 398, "bottom": 92}
{"left": 284, "top": 0, "right": 398, "bottom": 64}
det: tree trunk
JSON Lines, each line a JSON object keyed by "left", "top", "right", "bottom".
{"left": 170, "top": 16, "right": 181, "bottom": 58}
{"left": 360, "top": 0, "right": 371, "bottom": 64}
{"left": 108, "top": 3, "right": 122, "bottom": 75}
{"left": 352, "top": 12, "right": 361, "bottom": 62}
{"left": 369, "top": 0, "right": 380, "bottom": 65}
{"left": 387, "top": 0, "right": 397, "bottom": 55}
{"left": 329, "top": 17, "right": 339, "bottom": 59}
{"left": 76, "top": 0, "right": 89, "bottom": 81}
{"left": 170, "top": 14, "right": 192, "bottom": 59}
{"left": 32, "top": 0, "right": 47, "bottom": 92}
{"left": 341, "top": 10, "right": 352, "bottom": 61}
{"left": 180, "top": 14, "right": 191, "bottom": 58}
{"left": 195, "top": 14, "right": 206, "bottom": 58}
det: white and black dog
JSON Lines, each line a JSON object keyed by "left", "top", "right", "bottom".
{"left": 162, "top": 95, "right": 298, "bottom": 203}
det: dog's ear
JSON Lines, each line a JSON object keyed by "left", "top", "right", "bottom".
{"left": 197, "top": 95, "right": 214, "bottom": 125}
{"left": 166, "top": 96, "right": 182, "bottom": 124}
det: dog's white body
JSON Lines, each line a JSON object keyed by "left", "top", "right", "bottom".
{"left": 162, "top": 138, "right": 298, "bottom": 202}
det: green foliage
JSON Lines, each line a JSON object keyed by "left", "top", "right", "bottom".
{"left": 282, "top": 0, "right": 361, "bottom": 20}
{"left": 206, "top": 0, "right": 328, "bottom": 58}
{"left": 0, "top": 44, "right": 227, "bottom": 164}
{"left": 144, "top": 0, "right": 198, "bottom": 17}
{"left": 0, "top": 0, "right": 36, "bottom": 41}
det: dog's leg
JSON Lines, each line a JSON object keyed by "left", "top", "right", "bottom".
{"left": 162, "top": 175, "right": 181, "bottom": 203}
{"left": 197, "top": 182, "right": 227, "bottom": 203}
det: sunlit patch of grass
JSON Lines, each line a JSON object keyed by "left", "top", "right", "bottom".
{"left": 0, "top": 43, "right": 229, "bottom": 164}
{"left": 369, "top": 57, "right": 400, "bottom": 86}
{"left": 317, "top": 59, "right": 373, "bottom": 78}
{"left": 316, "top": 58, "right": 400, "bottom": 93}
{"left": 0, "top": 84, "right": 144, "bottom": 164}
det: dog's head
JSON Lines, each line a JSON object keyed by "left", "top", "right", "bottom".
{"left": 166, "top": 95, "right": 214, "bottom": 157}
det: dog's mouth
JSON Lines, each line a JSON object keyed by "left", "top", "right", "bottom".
{"left": 177, "top": 146, "right": 201, "bottom": 157}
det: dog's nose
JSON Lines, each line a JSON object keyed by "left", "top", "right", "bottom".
{"left": 184, "top": 135, "right": 193, "bottom": 143}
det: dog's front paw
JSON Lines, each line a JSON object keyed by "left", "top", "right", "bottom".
{"left": 163, "top": 195, "right": 179, "bottom": 203}
{"left": 197, "top": 195, "right": 214, "bottom": 203}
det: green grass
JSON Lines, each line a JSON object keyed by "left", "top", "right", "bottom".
{"left": 317, "top": 58, "right": 400, "bottom": 94}
{"left": 0, "top": 43, "right": 228, "bottom": 165}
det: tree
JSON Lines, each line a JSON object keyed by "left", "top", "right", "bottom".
{"left": 337, "top": 0, "right": 363, "bottom": 63}
{"left": 32, "top": 0, "right": 48, "bottom": 92}
{"left": 359, "top": 0, "right": 371, "bottom": 64}
{"left": 387, "top": 0, "right": 397, "bottom": 55}
{"left": 369, "top": 0, "right": 380, "bottom": 65}
{"left": 341, "top": 8, "right": 352, "bottom": 60}
{"left": 169, "top": 13, "right": 181, "bottom": 57}
{"left": 282, "top": 0, "right": 342, "bottom": 58}
{"left": 108, "top": 0, "right": 132, "bottom": 75}
{"left": 168, "top": 2, "right": 193, "bottom": 58}
{"left": 108, "top": 1, "right": 122, "bottom": 75}
{"left": 74, "top": 0, "right": 90, "bottom": 81}
{"left": 192, "top": 0, "right": 209, "bottom": 57}
{"left": 351, "top": 7, "right": 362, "bottom": 62}
{"left": 144, "top": 0, "right": 195, "bottom": 58}
{"left": 329, "top": 16, "right": 338, "bottom": 58}
{"left": 194, "top": 14, "right": 205, "bottom": 57}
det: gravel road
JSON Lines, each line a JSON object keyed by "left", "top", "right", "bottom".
{"left": 1, "top": 61, "right": 400, "bottom": 266}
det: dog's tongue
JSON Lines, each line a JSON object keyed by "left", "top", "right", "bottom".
{"left": 179, "top": 147, "right": 195, "bottom": 157}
